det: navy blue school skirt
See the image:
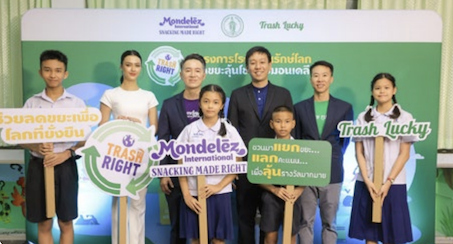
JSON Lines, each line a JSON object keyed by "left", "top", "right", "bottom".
{"left": 349, "top": 181, "right": 413, "bottom": 244}
{"left": 180, "top": 192, "right": 234, "bottom": 240}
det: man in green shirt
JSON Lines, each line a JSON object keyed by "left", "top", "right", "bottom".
{"left": 294, "top": 60, "right": 353, "bottom": 244}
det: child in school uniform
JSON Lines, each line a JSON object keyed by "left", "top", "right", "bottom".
{"left": 260, "top": 105, "right": 305, "bottom": 244}
{"left": 21, "top": 50, "right": 86, "bottom": 244}
{"left": 177, "top": 84, "right": 246, "bottom": 244}
{"left": 349, "top": 73, "right": 415, "bottom": 244}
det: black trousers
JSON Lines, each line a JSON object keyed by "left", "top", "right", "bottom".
{"left": 235, "top": 173, "right": 265, "bottom": 244}
{"left": 165, "top": 177, "right": 186, "bottom": 244}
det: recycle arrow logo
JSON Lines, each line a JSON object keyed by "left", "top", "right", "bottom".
{"left": 82, "top": 145, "right": 121, "bottom": 195}
{"left": 80, "top": 120, "right": 158, "bottom": 199}
{"left": 126, "top": 145, "right": 159, "bottom": 197}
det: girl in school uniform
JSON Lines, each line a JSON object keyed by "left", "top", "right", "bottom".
{"left": 349, "top": 73, "right": 415, "bottom": 244}
{"left": 177, "top": 84, "right": 245, "bottom": 244}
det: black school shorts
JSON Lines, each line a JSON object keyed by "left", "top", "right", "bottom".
{"left": 26, "top": 155, "right": 78, "bottom": 223}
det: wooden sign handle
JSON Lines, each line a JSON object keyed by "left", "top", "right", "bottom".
{"left": 372, "top": 136, "right": 384, "bottom": 223}
{"left": 197, "top": 175, "right": 208, "bottom": 244}
{"left": 119, "top": 196, "right": 127, "bottom": 244}
{"left": 282, "top": 185, "right": 295, "bottom": 244}
{"left": 44, "top": 162, "right": 56, "bottom": 218}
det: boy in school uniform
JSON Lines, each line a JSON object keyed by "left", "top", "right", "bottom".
{"left": 259, "top": 105, "right": 304, "bottom": 244}
{"left": 21, "top": 50, "right": 85, "bottom": 244}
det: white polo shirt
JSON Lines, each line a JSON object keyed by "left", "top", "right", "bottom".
{"left": 23, "top": 89, "right": 86, "bottom": 157}
{"left": 177, "top": 118, "right": 245, "bottom": 196}
{"left": 354, "top": 104, "right": 417, "bottom": 185}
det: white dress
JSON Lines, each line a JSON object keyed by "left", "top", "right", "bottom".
{"left": 100, "top": 86, "right": 158, "bottom": 244}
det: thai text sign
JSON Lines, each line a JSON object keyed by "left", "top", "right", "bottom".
{"left": 0, "top": 108, "right": 101, "bottom": 144}
{"left": 247, "top": 138, "right": 331, "bottom": 186}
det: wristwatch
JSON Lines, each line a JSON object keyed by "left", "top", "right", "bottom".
{"left": 68, "top": 148, "right": 81, "bottom": 160}
{"left": 69, "top": 148, "right": 76, "bottom": 157}
{"left": 387, "top": 177, "right": 395, "bottom": 184}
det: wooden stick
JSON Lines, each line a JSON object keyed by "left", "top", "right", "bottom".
{"left": 119, "top": 196, "right": 127, "bottom": 244}
{"left": 197, "top": 175, "right": 208, "bottom": 244}
{"left": 372, "top": 136, "right": 384, "bottom": 223}
{"left": 282, "top": 185, "right": 295, "bottom": 244}
{"left": 44, "top": 165, "right": 56, "bottom": 218}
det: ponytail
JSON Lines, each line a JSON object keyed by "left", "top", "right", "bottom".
{"left": 218, "top": 108, "right": 227, "bottom": 137}
{"left": 389, "top": 95, "right": 401, "bottom": 120}
{"left": 364, "top": 95, "right": 374, "bottom": 122}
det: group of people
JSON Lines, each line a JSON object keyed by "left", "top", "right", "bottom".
{"left": 22, "top": 46, "right": 415, "bottom": 244}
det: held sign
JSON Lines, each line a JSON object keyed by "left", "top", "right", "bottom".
{"left": 247, "top": 138, "right": 331, "bottom": 186}
{"left": 0, "top": 108, "right": 101, "bottom": 144}
{"left": 77, "top": 120, "right": 159, "bottom": 199}
{"left": 149, "top": 137, "right": 248, "bottom": 177}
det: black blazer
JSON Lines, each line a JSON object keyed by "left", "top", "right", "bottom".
{"left": 156, "top": 91, "right": 189, "bottom": 166}
{"left": 228, "top": 82, "right": 293, "bottom": 147}
{"left": 294, "top": 95, "right": 354, "bottom": 184}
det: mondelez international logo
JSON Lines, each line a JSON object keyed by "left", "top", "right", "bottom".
{"left": 145, "top": 46, "right": 184, "bottom": 86}
{"left": 221, "top": 14, "right": 244, "bottom": 38}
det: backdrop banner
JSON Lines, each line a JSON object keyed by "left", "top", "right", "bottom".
{"left": 21, "top": 9, "right": 441, "bottom": 244}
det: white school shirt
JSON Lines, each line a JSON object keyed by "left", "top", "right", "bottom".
{"left": 354, "top": 104, "right": 417, "bottom": 185}
{"left": 177, "top": 118, "right": 245, "bottom": 196}
{"left": 23, "top": 89, "right": 86, "bottom": 157}
{"left": 275, "top": 136, "right": 294, "bottom": 140}
{"left": 100, "top": 87, "right": 158, "bottom": 127}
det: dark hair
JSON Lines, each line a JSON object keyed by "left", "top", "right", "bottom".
{"left": 364, "top": 73, "right": 401, "bottom": 122}
{"left": 272, "top": 105, "right": 294, "bottom": 119}
{"left": 180, "top": 53, "right": 206, "bottom": 70}
{"left": 310, "top": 60, "right": 334, "bottom": 76}
{"left": 245, "top": 46, "right": 272, "bottom": 66}
{"left": 198, "top": 84, "right": 227, "bottom": 136}
{"left": 120, "top": 50, "right": 142, "bottom": 83}
{"left": 40, "top": 50, "right": 68, "bottom": 71}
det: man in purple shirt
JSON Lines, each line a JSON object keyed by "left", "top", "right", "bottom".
{"left": 157, "top": 53, "right": 207, "bottom": 244}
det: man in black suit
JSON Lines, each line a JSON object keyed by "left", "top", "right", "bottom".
{"left": 294, "top": 60, "right": 353, "bottom": 244}
{"left": 157, "top": 53, "right": 206, "bottom": 244}
{"left": 228, "top": 46, "right": 293, "bottom": 244}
